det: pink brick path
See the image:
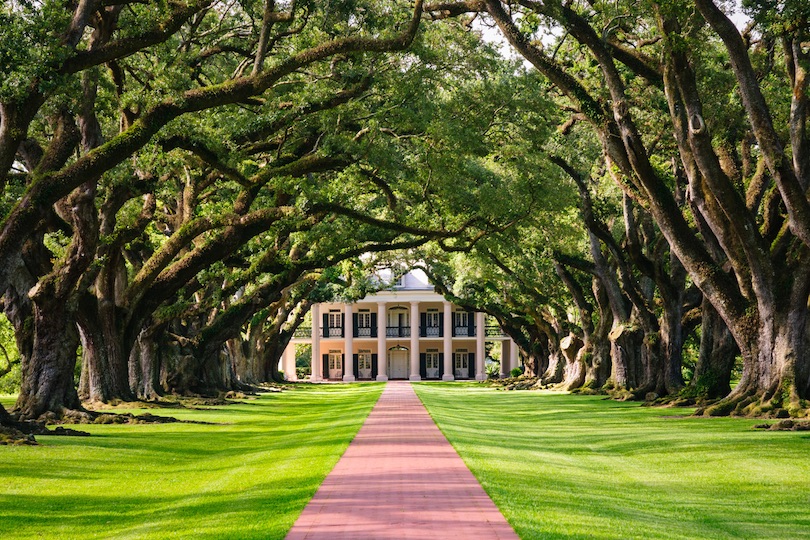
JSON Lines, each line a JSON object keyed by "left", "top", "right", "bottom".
{"left": 285, "top": 381, "right": 519, "bottom": 539}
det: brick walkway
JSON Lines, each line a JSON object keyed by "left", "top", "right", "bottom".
{"left": 286, "top": 381, "right": 519, "bottom": 539}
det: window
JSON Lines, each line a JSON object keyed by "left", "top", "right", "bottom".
{"left": 328, "top": 310, "right": 342, "bottom": 337}
{"left": 426, "top": 310, "right": 440, "bottom": 327}
{"left": 357, "top": 310, "right": 372, "bottom": 337}
{"left": 454, "top": 311, "right": 469, "bottom": 336}
{"left": 454, "top": 311, "right": 468, "bottom": 327}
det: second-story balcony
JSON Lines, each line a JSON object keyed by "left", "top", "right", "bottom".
{"left": 421, "top": 326, "right": 442, "bottom": 337}
{"left": 485, "top": 325, "right": 506, "bottom": 337}
{"left": 356, "top": 326, "right": 374, "bottom": 338}
{"left": 453, "top": 326, "right": 477, "bottom": 337}
{"left": 325, "top": 326, "right": 344, "bottom": 338}
{"left": 386, "top": 326, "right": 411, "bottom": 338}
{"left": 294, "top": 326, "right": 312, "bottom": 339}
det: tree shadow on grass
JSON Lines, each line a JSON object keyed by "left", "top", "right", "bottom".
{"left": 0, "top": 481, "right": 319, "bottom": 540}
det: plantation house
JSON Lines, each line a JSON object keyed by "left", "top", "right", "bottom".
{"left": 281, "top": 270, "right": 520, "bottom": 381}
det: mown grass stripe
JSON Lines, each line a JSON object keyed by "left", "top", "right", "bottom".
{"left": 414, "top": 382, "right": 810, "bottom": 540}
{"left": 0, "top": 383, "right": 383, "bottom": 540}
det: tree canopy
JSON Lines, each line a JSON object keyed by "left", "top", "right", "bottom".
{"left": 2, "top": 0, "right": 810, "bottom": 440}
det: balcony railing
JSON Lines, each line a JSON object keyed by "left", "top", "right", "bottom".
{"left": 293, "top": 326, "right": 312, "bottom": 338}
{"left": 485, "top": 325, "right": 506, "bottom": 337}
{"left": 423, "top": 326, "right": 442, "bottom": 337}
{"left": 386, "top": 326, "right": 411, "bottom": 338}
{"left": 294, "top": 324, "right": 496, "bottom": 339}
{"left": 453, "top": 326, "right": 476, "bottom": 337}
{"left": 356, "top": 327, "right": 373, "bottom": 338}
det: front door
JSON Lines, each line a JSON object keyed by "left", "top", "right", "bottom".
{"left": 426, "top": 351, "right": 440, "bottom": 379}
{"left": 329, "top": 352, "right": 343, "bottom": 379}
{"left": 454, "top": 351, "right": 469, "bottom": 379}
{"left": 390, "top": 350, "right": 409, "bottom": 379}
{"left": 358, "top": 352, "right": 372, "bottom": 379}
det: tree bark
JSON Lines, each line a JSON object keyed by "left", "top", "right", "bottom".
{"left": 14, "top": 284, "right": 81, "bottom": 419}
{"left": 554, "top": 333, "right": 583, "bottom": 388}
{"left": 541, "top": 335, "right": 565, "bottom": 385}
{"left": 690, "top": 298, "right": 738, "bottom": 399}
{"left": 77, "top": 299, "right": 134, "bottom": 403}
{"left": 129, "top": 327, "right": 163, "bottom": 400}
{"left": 709, "top": 268, "right": 810, "bottom": 415}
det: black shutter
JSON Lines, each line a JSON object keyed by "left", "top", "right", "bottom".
{"left": 322, "top": 354, "right": 329, "bottom": 378}
{"left": 468, "top": 353, "right": 475, "bottom": 379}
{"left": 341, "top": 313, "right": 345, "bottom": 338}
{"left": 352, "top": 313, "right": 359, "bottom": 338}
{"left": 353, "top": 354, "right": 359, "bottom": 378}
{"left": 420, "top": 353, "right": 427, "bottom": 379}
{"left": 438, "top": 313, "right": 444, "bottom": 337}
{"left": 439, "top": 353, "right": 445, "bottom": 377}
{"left": 371, "top": 354, "right": 378, "bottom": 378}
{"left": 322, "top": 314, "right": 328, "bottom": 337}
{"left": 370, "top": 313, "right": 378, "bottom": 337}
{"left": 468, "top": 311, "right": 475, "bottom": 337}
{"left": 420, "top": 313, "right": 427, "bottom": 337}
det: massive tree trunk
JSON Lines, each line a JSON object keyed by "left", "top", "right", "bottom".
{"left": 655, "top": 284, "right": 687, "bottom": 396}
{"left": 15, "top": 284, "right": 82, "bottom": 419}
{"left": 583, "top": 278, "right": 613, "bottom": 389}
{"left": 608, "top": 322, "right": 644, "bottom": 392}
{"left": 555, "top": 333, "right": 583, "bottom": 389}
{"left": 77, "top": 300, "right": 134, "bottom": 403}
{"left": 521, "top": 325, "right": 551, "bottom": 377}
{"left": 264, "top": 340, "right": 287, "bottom": 384}
{"left": 14, "top": 180, "right": 98, "bottom": 419}
{"left": 227, "top": 337, "right": 258, "bottom": 385}
{"left": 710, "top": 270, "right": 810, "bottom": 415}
{"left": 689, "top": 299, "right": 738, "bottom": 399}
{"left": 129, "top": 326, "right": 164, "bottom": 400}
{"left": 195, "top": 348, "right": 235, "bottom": 394}
{"left": 540, "top": 333, "right": 564, "bottom": 384}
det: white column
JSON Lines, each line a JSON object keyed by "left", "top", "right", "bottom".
{"left": 510, "top": 337, "right": 519, "bottom": 375}
{"left": 311, "top": 304, "right": 322, "bottom": 381}
{"left": 442, "top": 301, "right": 454, "bottom": 381}
{"left": 282, "top": 343, "right": 297, "bottom": 381}
{"left": 409, "top": 301, "right": 421, "bottom": 381}
{"left": 343, "top": 304, "right": 355, "bottom": 382}
{"left": 500, "top": 339, "right": 508, "bottom": 378}
{"left": 376, "top": 301, "right": 388, "bottom": 381}
{"left": 475, "top": 312, "right": 486, "bottom": 381}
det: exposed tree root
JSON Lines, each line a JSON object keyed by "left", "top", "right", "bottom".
{"left": 0, "top": 425, "right": 38, "bottom": 445}
{"left": 5, "top": 403, "right": 224, "bottom": 442}
{"left": 754, "top": 419, "right": 810, "bottom": 431}
{"left": 642, "top": 393, "right": 698, "bottom": 408}
{"left": 483, "top": 376, "right": 544, "bottom": 391}
{"left": 694, "top": 386, "right": 809, "bottom": 418}
{"left": 1, "top": 414, "right": 91, "bottom": 444}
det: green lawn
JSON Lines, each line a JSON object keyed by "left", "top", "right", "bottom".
{"left": 414, "top": 383, "right": 810, "bottom": 540}
{"left": 0, "top": 384, "right": 382, "bottom": 540}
